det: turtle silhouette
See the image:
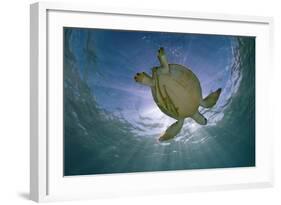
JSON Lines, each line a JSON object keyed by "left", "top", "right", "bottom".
{"left": 134, "top": 47, "right": 222, "bottom": 141}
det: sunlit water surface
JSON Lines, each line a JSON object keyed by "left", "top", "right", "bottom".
{"left": 64, "top": 28, "right": 255, "bottom": 175}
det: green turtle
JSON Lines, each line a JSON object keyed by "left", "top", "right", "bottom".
{"left": 134, "top": 47, "right": 222, "bottom": 141}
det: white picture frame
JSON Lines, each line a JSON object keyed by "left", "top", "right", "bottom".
{"left": 30, "top": 2, "right": 274, "bottom": 202}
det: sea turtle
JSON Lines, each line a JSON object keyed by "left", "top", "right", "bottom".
{"left": 134, "top": 47, "right": 222, "bottom": 141}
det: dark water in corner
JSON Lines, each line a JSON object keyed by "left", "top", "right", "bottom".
{"left": 63, "top": 28, "right": 255, "bottom": 176}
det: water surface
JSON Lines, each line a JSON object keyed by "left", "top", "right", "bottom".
{"left": 63, "top": 28, "right": 255, "bottom": 176}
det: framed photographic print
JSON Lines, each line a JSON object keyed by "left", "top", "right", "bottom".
{"left": 30, "top": 2, "right": 274, "bottom": 202}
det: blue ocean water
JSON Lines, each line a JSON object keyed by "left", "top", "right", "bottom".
{"left": 63, "top": 28, "right": 255, "bottom": 176}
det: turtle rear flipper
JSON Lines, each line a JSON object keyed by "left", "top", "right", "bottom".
{"left": 134, "top": 72, "right": 153, "bottom": 86}
{"left": 157, "top": 47, "right": 169, "bottom": 74}
{"left": 200, "top": 88, "right": 222, "bottom": 108}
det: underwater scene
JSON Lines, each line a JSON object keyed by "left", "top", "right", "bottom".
{"left": 63, "top": 27, "right": 255, "bottom": 176}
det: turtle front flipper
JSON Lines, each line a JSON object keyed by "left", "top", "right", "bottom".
{"left": 200, "top": 88, "right": 222, "bottom": 108}
{"left": 158, "top": 119, "right": 184, "bottom": 141}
